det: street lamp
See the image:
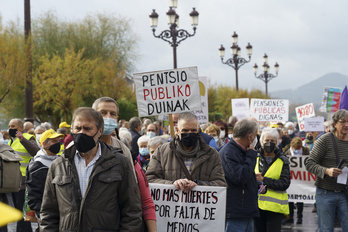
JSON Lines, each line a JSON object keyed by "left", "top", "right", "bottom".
{"left": 149, "top": 1, "right": 199, "bottom": 69}
{"left": 253, "top": 53, "right": 279, "bottom": 96}
{"left": 219, "top": 31, "right": 252, "bottom": 90}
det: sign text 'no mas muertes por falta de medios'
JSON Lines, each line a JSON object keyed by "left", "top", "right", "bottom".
{"left": 133, "top": 67, "right": 202, "bottom": 117}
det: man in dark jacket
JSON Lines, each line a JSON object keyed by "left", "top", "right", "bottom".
{"left": 129, "top": 117, "right": 142, "bottom": 160}
{"left": 219, "top": 118, "right": 260, "bottom": 232}
{"left": 40, "top": 107, "right": 142, "bottom": 232}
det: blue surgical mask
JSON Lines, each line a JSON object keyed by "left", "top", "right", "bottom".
{"left": 102, "top": 118, "right": 117, "bottom": 135}
{"left": 147, "top": 132, "right": 156, "bottom": 138}
{"left": 213, "top": 136, "right": 219, "bottom": 142}
{"left": 288, "top": 130, "right": 294, "bottom": 135}
{"left": 139, "top": 148, "right": 149, "bottom": 156}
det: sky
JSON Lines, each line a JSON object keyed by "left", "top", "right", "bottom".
{"left": 1, "top": 0, "right": 348, "bottom": 94}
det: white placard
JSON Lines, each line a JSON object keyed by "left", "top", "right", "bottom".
{"left": 250, "top": 99, "right": 289, "bottom": 122}
{"left": 134, "top": 67, "right": 202, "bottom": 117}
{"left": 193, "top": 76, "right": 209, "bottom": 123}
{"left": 303, "top": 117, "right": 325, "bottom": 132}
{"left": 295, "top": 103, "right": 316, "bottom": 131}
{"left": 231, "top": 98, "right": 250, "bottom": 120}
{"left": 287, "top": 156, "right": 316, "bottom": 204}
{"left": 149, "top": 183, "right": 226, "bottom": 232}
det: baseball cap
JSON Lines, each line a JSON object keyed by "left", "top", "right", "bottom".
{"left": 59, "top": 122, "right": 71, "bottom": 128}
{"left": 39, "top": 129, "right": 64, "bottom": 146}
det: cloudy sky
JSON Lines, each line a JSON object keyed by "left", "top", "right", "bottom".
{"left": 1, "top": 0, "right": 347, "bottom": 94}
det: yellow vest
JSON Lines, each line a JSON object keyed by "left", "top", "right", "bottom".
{"left": 9, "top": 133, "right": 35, "bottom": 176}
{"left": 255, "top": 157, "right": 289, "bottom": 215}
{"left": 57, "top": 143, "right": 65, "bottom": 156}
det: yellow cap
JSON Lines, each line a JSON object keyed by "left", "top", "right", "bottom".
{"left": 39, "top": 129, "right": 63, "bottom": 145}
{"left": 0, "top": 202, "right": 22, "bottom": 227}
{"left": 59, "top": 122, "right": 70, "bottom": 128}
{"left": 270, "top": 124, "right": 279, "bottom": 128}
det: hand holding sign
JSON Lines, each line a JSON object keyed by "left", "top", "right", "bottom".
{"left": 174, "top": 178, "right": 197, "bottom": 192}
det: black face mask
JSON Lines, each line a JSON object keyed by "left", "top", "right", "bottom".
{"left": 9, "top": 128, "right": 17, "bottom": 138}
{"left": 264, "top": 142, "right": 276, "bottom": 153}
{"left": 72, "top": 131, "right": 98, "bottom": 153}
{"left": 180, "top": 133, "right": 199, "bottom": 147}
{"left": 48, "top": 142, "right": 61, "bottom": 154}
{"left": 307, "top": 136, "right": 313, "bottom": 141}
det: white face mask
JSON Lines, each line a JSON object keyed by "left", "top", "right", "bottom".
{"left": 220, "top": 130, "right": 225, "bottom": 139}
{"left": 288, "top": 130, "right": 294, "bottom": 135}
{"left": 228, "top": 133, "right": 233, "bottom": 139}
{"left": 250, "top": 135, "right": 258, "bottom": 148}
{"left": 147, "top": 132, "right": 156, "bottom": 138}
{"left": 36, "top": 134, "right": 42, "bottom": 144}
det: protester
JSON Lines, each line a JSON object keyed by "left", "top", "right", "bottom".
{"left": 119, "top": 129, "right": 132, "bottom": 148}
{"left": 205, "top": 124, "right": 224, "bottom": 149}
{"left": 34, "top": 126, "right": 46, "bottom": 146}
{"left": 306, "top": 109, "right": 348, "bottom": 231}
{"left": 254, "top": 127, "right": 291, "bottom": 232}
{"left": 214, "top": 120, "right": 229, "bottom": 144}
{"left": 284, "top": 122, "right": 296, "bottom": 139}
{"left": 148, "top": 136, "right": 167, "bottom": 156}
{"left": 23, "top": 122, "right": 34, "bottom": 133}
{"left": 40, "top": 122, "right": 51, "bottom": 130}
{"left": 141, "top": 118, "right": 152, "bottom": 135}
{"left": 146, "top": 124, "right": 157, "bottom": 139}
{"left": 146, "top": 112, "right": 227, "bottom": 191}
{"left": 40, "top": 107, "right": 142, "bottom": 231}
{"left": 137, "top": 136, "right": 150, "bottom": 172}
{"left": 129, "top": 117, "right": 142, "bottom": 160}
{"left": 25, "top": 129, "right": 63, "bottom": 222}
{"left": 8, "top": 118, "right": 40, "bottom": 232}
{"left": 219, "top": 118, "right": 260, "bottom": 232}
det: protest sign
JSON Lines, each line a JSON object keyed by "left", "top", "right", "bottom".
{"left": 149, "top": 183, "right": 226, "bottom": 232}
{"left": 193, "top": 76, "right": 209, "bottom": 123}
{"left": 250, "top": 99, "right": 289, "bottom": 121}
{"left": 295, "top": 103, "right": 315, "bottom": 131}
{"left": 134, "top": 67, "right": 201, "bottom": 117}
{"left": 287, "top": 156, "right": 316, "bottom": 204}
{"left": 231, "top": 98, "right": 250, "bottom": 120}
{"left": 319, "top": 86, "right": 342, "bottom": 113}
{"left": 304, "top": 117, "right": 325, "bottom": 132}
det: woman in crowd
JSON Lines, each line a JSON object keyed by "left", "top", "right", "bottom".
{"left": 205, "top": 124, "right": 224, "bottom": 149}
{"left": 137, "top": 136, "right": 151, "bottom": 172}
{"left": 254, "top": 128, "right": 291, "bottom": 232}
{"left": 214, "top": 120, "right": 229, "bottom": 145}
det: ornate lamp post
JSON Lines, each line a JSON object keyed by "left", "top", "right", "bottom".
{"left": 253, "top": 54, "right": 279, "bottom": 96}
{"left": 219, "top": 32, "right": 252, "bottom": 90}
{"left": 149, "top": 0, "right": 199, "bottom": 69}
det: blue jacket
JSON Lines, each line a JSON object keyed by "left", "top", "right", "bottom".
{"left": 219, "top": 139, "right": 259, "bottom": 218}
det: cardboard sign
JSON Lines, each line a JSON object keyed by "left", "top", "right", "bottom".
{"left": 193, "top": 76, "right": 209, "bottom": 123}
{"left": 320, "top": 86, "right": 342, "bottom": 113}
{"left": 295, "top": 103, "right": 315, "bottom": 131}
{"left": 287, "top": 156, "right": 316, "bottom": 204}
{"left": 231, "top": 98, "right": 250, "bottom": 120}
{"left": 149, "top": 183, "right": 226, "bottom": 232}
{"left": 250, "top": 99, "right": 289, "bottom": 122}
{"left": 304, "top": 117, "right": 325, "bottom": 132}
{"left": 134, "top": 67, "right": 202, "bottom": 117}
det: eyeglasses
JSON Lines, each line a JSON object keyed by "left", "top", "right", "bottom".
{"left": 338, "top": 120, "right": 348, "bottom": 125}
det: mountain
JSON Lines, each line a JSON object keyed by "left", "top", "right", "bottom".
{"left": 270, "top": 72, "right": 348, "bottom": 105}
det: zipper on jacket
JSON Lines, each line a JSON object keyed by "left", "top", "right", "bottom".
{"left": 242, "top": 188, "right": 245, "bottom": 207}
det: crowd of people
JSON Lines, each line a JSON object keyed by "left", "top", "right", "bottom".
{"left": 0, "top": 96, "right": 348, "bottom": 232}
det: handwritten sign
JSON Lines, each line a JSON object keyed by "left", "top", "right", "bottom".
{"left": 304, "top": 117, "right": 325, "bottom": 132}
{"left": 295, "top": 103, "right": 315, "bottom": 131}
{"left": 134, "top": 67, "right": 201, "bottom": 117}
{"left": 193, "top": 76, "right": 209, "bottom": 123}
{"left": 250, "top": 99, "right": 289, "bottom": 122}
{"left": 231, "top": 98, "right": 250, "bottom": 120}
{"left": 149, "top": 183, "right": 226, "bottom": 232}
{"left": 287, "top": 156, "right": 316, "bottom": 203}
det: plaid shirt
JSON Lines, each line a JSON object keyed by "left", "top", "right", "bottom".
{"left": 74, "top": 143, "right": 101, "bottom": 197}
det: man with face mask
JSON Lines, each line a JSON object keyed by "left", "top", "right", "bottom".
{"left": 8, "top": 118, "right": 40, "bottom": 232}
{"left": 146, "top": 112, "right": 227, "bottom": 192}
{"left": 25, "top": 129, "right": 63, "bottom": 221}
{"left": 219, "top": 118, "right": 260, "bottom": 232}
{"left": 40, "top": 107, "right": 142, "bottom": 232}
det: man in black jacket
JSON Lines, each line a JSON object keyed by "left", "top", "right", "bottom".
{"left": 129, "top": 117, "right": 142, "bottom": 160}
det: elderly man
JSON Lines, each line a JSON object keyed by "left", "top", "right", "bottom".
{"left": 306, "top": 109, "right": 348, "bottom": 231}
{"left": 129, "top": 117, "right": 142, "bottom": 160}
{"left": 40, "top": 107, "right": 142, "bottom": 231}
{"left": 23, "top": 121, "right": 34, "bottom": 133}
{"left": 146, "top": 112, "right": 226, "bottom": 192}
{"left": 219, "top": 118, "right": 260, "bottom": 232}
{"left": 146, "top": 123, "right": 157, "bottom": 138}
{"left": 8, "top": 118, "right": 40, "bottom": 232}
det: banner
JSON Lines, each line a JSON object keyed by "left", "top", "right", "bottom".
{"left": 231, "top": 98, "right": 250, "bottom": 120}
{"left": 320, "top": 86, "right": 342, "bottom": 113}
{"left": 193, "top": 76, "right": 209, "bottom": 123}
{"left": 304, "top": 117, "right": 325, "bottom": 132}
{"left": 134, "top": 67, "right": 201, "bottom": 117}
{"left": 149, "top": 183, "right": 227, "bottom": 232}
{"left": 295, "top": 103, "right": 315, "bottom": 131}
{"left": 250, "top": 99, "right": 289, "bottom": 122}
{"left": 287, "top": 156, "right": 316, "bottom": 203}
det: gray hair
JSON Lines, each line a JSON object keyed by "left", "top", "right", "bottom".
{"left": 178, "top": 112, "right": 197, "bottom": 124}
{"left": 260, "top": 128, "right": 280, "bottom": 146}
{"left": 228, "top": 116, "right": 238, "bottom": 125}
{"left": 71, "top": 107, "right": 104, "bottom": 131}
{"left": 143, "top": 119, "right": 152, "bottom": 126}
{"left": 57, "top": 128, "right": 67, "bottom": 135}
{"left": 41, "top": 122, "right": 52, "bottom": 130}
{"left": 92, "top": 97, "right": 119, "bottom": 114}
{"left": 148, "top": 136, "right": 167, "bottom": 148}
{"left": 332, "top": 109, "right": 348, "bottom": 133}
{"left": 233, "top": 118, "right": 258, "bottom": 138}
{"left": 129, "top": 117, "right": 142, "bottom": 129}
{"left": 119, "top": 130, "right": 132, "bottom": 148}
{"left": 137, "top": 135, "right": 150, "bottom": 145}
{"left": 11, "top": 118, "right": 23, "bottom": 127}
{"left": 284, "top": 121, "right": 294, "bottom": 129}
{"left": 34, "top": 125, "right": 46, "bottom": 134}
